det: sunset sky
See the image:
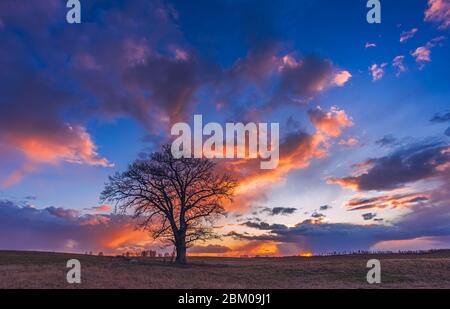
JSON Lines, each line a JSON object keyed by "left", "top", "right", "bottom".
{"left": 0, "top": 0, "right": 449, "bottom": 256}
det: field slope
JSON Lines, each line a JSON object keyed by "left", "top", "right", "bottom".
{"left": 1, "top": 250, "right": 450, "bottom": 288}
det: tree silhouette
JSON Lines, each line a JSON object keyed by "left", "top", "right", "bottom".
{"left": 101, "top": 145, "right": 236, "bottom": 264}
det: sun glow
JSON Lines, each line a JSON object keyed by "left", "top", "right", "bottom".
{"left": 299, "top": 252, "right": 313, "bottom": 257}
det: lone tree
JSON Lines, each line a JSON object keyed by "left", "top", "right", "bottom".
{"left": 101, "top": 145, "right": 237, "bottom": 264}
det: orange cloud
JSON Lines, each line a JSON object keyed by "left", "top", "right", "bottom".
{"left": 1, "top": 125, "right": 111, "bottom": 188}
{"left": 103, "top": 224, "right": 153, "bottom": 249}
{"left": 308, "top": 106, "right": 354, "bottom": 138}
{"left": 333, "top": 70, "right": 352, "bottom": 86}
{"left": 219, "top": 106, "right": 353, "bottom": 211}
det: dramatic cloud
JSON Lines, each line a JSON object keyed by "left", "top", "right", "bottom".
{"left": 328, "top": 140, "right": 450, "bottom": 191}
{"left": 269, "top": 55, "right": 351, "bottom": 105}
{"left": 400, "top": 28, "right": 418, "bottom": 43}
{"left": 0, "top": 1, "right": 193, "bottom": 184}
{"left": 0, "top": 200, "right": 152, "bottom": 253}
{"left": 227, "top": 220, "right": 402, "bottom": 253}
{"left": 228, "top": 184, "right": 450, "bottom": 254}
{"left": 220, "top": 105, "right": 353, "bottom": 210}
{"left": 307, "top": 106, "right": 353, "bottom": 138}
{"left": 424, "top": 0, "right": 450, "bottom": 29}
{"left": 212, "top": 48, "right": 352, "bottom": 115}
{"left": 369, "top": 63, "right": 387, "bottom": 81}
{"left": 0, "top": 1, "right": 354, "bottom": 187}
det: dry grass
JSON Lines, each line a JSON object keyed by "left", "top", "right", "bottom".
{"left": 1, "top": 250, "right": 450, "bottom": 288}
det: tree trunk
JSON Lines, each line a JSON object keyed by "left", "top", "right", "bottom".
{"left": 175, "top": 233, "right": 187, "bottom": 265}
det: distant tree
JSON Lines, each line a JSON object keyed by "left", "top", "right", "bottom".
{"left": 101, "top": 145, "right": 236, "bottom": 264}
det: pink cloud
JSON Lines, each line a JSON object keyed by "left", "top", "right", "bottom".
{"left": 1, "top": 125, "right": 112, "bottom": 188}
{"left": 411, "top": 36, "right": 446, "bottom": 68}
{"left": 369, "top": 63, "right": 387, "bottom": 81}
{"left": 339, "top": 137, "right": 359, "bottom": 147}
{"left": 332, "top": 70, "right": 352, "bottom": 87}
{"left": 425, "top": 0, "right": 450, "bottom": 29}
{"left": 87, "top": 204, "right": 113, "bottom": 212}
{"left": 308, "top": 106, "right": 354, "bottom": 138}
{"left": 400, "top": 28, "right": 418, "bottom": 43}
{"left": 392, "top": 55, "right": 407, "bottom": 76}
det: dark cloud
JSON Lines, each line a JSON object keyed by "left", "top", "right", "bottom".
{"left": 329, "top": 140, "right": 450, "bottom": 191}
{"left": 362, "top": 213, "right": 377, "bottom": 221}
{"left": 430, "top": 111, "right": 450, "bottom": 123}
{"left": 0, "top": 0, "right": 353, "bottom": 187}
{"left": 311, "top": 212, "right": 325, "bottom": 219}
{"left": 375, "top": 135, "right": 398, "bottom": 147}
{"left": 188, "top": 244, "right": 231, "bottom": 254}
{"left": 242, "top": 221, "right": 288, "bottom": 231}
{"left": 228, "top": 220, "right": 403, "bottom": 253}
{"left": 274, "top": 56, "right": 335, "bottom": 104}
{"left": 228, "top": 166, "right": 450, "bottom": 254}
{"left": 261, "top": 207, "right": 297, "bottom": 216}
{"left": 319, "top": 205, "right": 331, "bottom": 211}
{"left": 430, "top": 111, "right": 450, "bottom": 137}
{"left": 0, "top": 200, "right": 148, "bottom": 253}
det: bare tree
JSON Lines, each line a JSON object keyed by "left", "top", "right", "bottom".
{"left": 101, "top": 145, "right": 237, "bottom": 264}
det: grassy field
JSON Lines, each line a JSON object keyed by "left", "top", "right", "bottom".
{"left": 0, "top": 250, "right": 449, "bottom": 288}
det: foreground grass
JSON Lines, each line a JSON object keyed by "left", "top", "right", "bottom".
{"left": 0, "top": 250, "right": 449, "bottom": 288}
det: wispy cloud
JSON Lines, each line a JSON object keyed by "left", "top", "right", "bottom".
{"left": 400, "top": 28, "right": 418, "bottom": 43}
{"left": 392, "top": 55, "right": 407, "bottom": 76}
{"left": 411, "top": 36, "right": 446, "bottom": 68}
{"left": 369, "top": 63, "right": 387, "bottom": 81}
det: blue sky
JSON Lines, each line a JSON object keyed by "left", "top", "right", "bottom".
{"left": 0, "top": 0, "right": 449, "bottom": 255}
